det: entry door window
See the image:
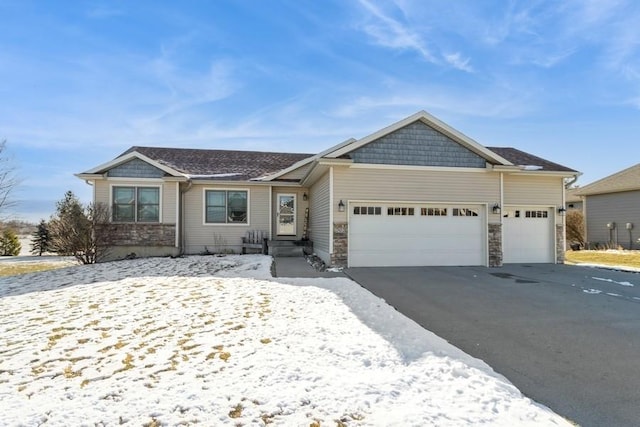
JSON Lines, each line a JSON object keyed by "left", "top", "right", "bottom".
{"left": 277, "top": 194, "right": 296, "bottom": 235}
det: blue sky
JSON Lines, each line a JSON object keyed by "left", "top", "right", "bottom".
{"left": 2, "top": 0, "right": 640, "bottom": 222}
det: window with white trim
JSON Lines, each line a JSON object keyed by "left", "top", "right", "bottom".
{"left": 452, "top": 208, "right": 479, "bottom": 217}
{"left": 387, "top": 207, "right": 415, "bottom": 216}
{"left": 205, "top": 190, "right": 248, "bottom": 224}
{"left": 112, "top": 186, "right": 160, "bottom": 223}
{"left": 353, "top": 206, "right": 382, "bottom": 215}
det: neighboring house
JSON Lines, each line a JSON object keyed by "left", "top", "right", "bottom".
{"left": 573, "top": 163, "right": 640, "bottom": 249}
{"left": 77, "top": 111, "right": 579, "bottom": 267}
{"left": 565, "top": 187, "right": 583, "bottom": 212}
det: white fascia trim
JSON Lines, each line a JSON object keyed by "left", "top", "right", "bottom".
{"left": 507, "top": 171, "right": 580, "bottom": 177}
{"left": 349, "top": 163, "right": 492, "bottom": 173}
{"left": 83, "top": 151, "right": 185, "bottom": 177}
{"left": 324, "top": 111, "right": 514, "bottom": 166}
{"left": 103, "top": 177, "right": 166, "bottom": 183}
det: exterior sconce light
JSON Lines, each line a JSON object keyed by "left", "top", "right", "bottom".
{"left": 607, "top": 222, "right": 616, "bottom": 230}
{"left": 558, "top": 207, "right": 566, "bottom": 215}
{"left": 338, "top": 200, "right": 345, "bottom": 212}
{"left": 492, "top": 203, "right": 501, "bottom": 215}
{"left": 303, "top": 192, "right": 308, "bottom": 201}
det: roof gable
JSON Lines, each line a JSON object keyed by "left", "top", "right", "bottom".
{"left": 324, "top": 111, "right": 513, "bottom": 166}
{"left": 347, "top": 121, "right": 487, "bottom": 168}
{"left": 575, "top": 163, "right": 640, "bottom": 196}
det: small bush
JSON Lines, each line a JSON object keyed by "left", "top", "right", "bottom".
{"left": 0, "top": 228, "right": 21, "bottom": 256}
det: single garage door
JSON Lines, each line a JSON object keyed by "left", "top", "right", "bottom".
{"left": 349, "top": 203, "right": 486, "bottom": 267}
{"left": 503, "top": 207, "right": 554, "bottom": 263}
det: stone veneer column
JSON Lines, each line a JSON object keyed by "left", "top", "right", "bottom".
{"left": 488, "top": 223, "right": 503, "bottom": 267}
{"left": 556, "top": 224, "right": 565, "bottom": 263}
{"left": 331, "top": 222, "right": 348, "bottom": 267}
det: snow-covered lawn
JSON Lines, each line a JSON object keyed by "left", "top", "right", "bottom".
{"left": 0, "top": 255, "right": 571, "bottom": 426}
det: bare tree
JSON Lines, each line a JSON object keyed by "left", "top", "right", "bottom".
{"left": 49, "top": 191, "right": 113, "bottom": 264}
{"left": 566, "top": 210, "right": 586, "bottom": 249}
{"left": 0, "top": 140, "right": 18, "bottom": 217}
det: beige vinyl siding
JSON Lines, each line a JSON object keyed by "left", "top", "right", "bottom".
{"left": 182, "top": 184, "right": 270, "bottom": 254}
{"left": 503, "top": 175, "right": 563, "bottom": 206}
{"left": 309, "top": 171, "right": 330, "bottom": 261}
{"left": 277, "top": 163, "right": 313, "bottom": 181}
{"left": 584, "top": 190, "right": 640, "bottom": 249}
{"left": 271, "top": 187, "right": 310, "bottom": 240}
{"left": 93, "top": 179, "right": 176, "bottom": 224}
{"left": 332, "top": 166, "right": 500, "bottom": 222}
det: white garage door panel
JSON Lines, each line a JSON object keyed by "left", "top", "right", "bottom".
{"left": 349, "top": 204, "right": 485, "bottom": 267}
{"left": 503, "top": 207, "right": 554, "bottom": 263}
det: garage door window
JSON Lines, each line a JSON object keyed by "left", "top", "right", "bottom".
{"left": 353, "top": 206, "right": 382, "bottom": 215}
{"left": 525, "top": 210, "right": 548, "bottom": 218}
{"left": 388, "top": 207, "right": 415, "bottom": 216}
{"left": 453, "top": 208, "right": 479, "bottom": 217}
{"left": 421, "top": 207, "right": 448, "bottom": 216}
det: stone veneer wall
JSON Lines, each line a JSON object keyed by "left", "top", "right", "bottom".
{"left": 331, "top": 222, "right": 348, "bottom": 267}
{"left": 102, "top": 223, "right": 176, "bottom": 247}
{"left": 488, "top": 223, "right": 503, "bottom": 267}
{"left": 556, "top": 223, "right": 565, "bottom": 263}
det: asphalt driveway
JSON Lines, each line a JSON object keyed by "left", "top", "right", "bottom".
{"left": 345, "top": 263, "right": 640, "bottom": 427}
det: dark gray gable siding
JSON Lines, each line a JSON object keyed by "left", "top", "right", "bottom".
{"left": 107, "top": 158, "right": 166, "bottom": 178}
{"left": 349, "top": 121, "right": 487, "bottom": 168}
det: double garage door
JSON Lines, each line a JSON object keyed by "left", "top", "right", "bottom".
{"left": 348, "top": 202, "right": 555, "bottom": 267}
{"left": 349, "top": 202, "right": 486, "bottom": 267}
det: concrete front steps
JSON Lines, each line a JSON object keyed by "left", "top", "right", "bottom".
{"left": 268, "top": 240, "right": 312, "bottom": 257}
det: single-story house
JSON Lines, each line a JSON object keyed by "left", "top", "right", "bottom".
{"left": 573, "top": 163, "right": 640, "bottom": 249}
{"left": 565, "top": 187, "right": 583, "bottom": 212}
{"left": 77, "top": 110, "right": 579, "bottom": 267}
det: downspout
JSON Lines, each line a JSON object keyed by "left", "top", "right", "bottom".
{"left": 564, "top": 174, "right": 579, "bottom": 189}
{"left": 178, "top": 179, "right": 193, "bottom": 256}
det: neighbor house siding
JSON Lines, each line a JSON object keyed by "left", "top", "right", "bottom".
{"left": 93, "top": 179, "right": 177, "bottom": 224}
{"left": 309, "top": 171, "right": 330, "bottom": 263}
{"left": 182, "top": 184, "right": 270, "bottom": 254}
{"left": 331, "top": 166, "right": 500, "bottom": 223}
{"left": 584, "top": 190, "right": 640, "bottom": 249}
{"left": 503, "top": 175, "right": 563, "bottom": 206}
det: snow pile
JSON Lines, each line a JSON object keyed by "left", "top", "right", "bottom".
{"left": 0, "top": 255, "right": 571, "bottom": 426}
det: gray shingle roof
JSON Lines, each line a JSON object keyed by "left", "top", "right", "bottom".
{"left": 122, "top": 146, "right": 313, "bottom": 181}
{"left": 574, "top": 163, "right": 640, "bottom": 196}
{"left": 486, "top": 147, "right": 577, "bottom": 173}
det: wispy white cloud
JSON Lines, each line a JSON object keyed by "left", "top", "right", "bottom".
{"left": 355, "top": 0, "right": 473, "bottom": 72}
{"left": 357, "top": 0, "right": 435, "bottom": 62}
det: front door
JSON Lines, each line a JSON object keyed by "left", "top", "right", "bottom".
{"left": 277, "top": 194, "right": 296, "bottom": 236}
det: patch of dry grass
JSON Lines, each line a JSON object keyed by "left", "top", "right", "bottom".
{"left": 0, "top": 262, "right": 71, "bottom": 277}
{"left": 565, "top": 250, "right": 640, "bottom": 269}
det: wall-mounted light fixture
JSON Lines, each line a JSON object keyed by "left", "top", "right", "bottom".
{"left": 338, "top": 200, "right": 345, "bottom": 212}
{"left": 607, "top": 222, "right": 616, "bottom": 230}
{"left": 492, "top": 203, "right": 501, "bottom": 215}
{"left": 558, "top": 207, "right": 567, "bottom": 215}
{"left": 303, "top": 192, "right": 308, "bottom": 201}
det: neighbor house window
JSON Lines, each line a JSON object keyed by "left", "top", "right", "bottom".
{"left": 205, "top": 190, "right": 248, "bottom": 224}
{"left": 112, "top": 186, "right": 160, "bottom": 222}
